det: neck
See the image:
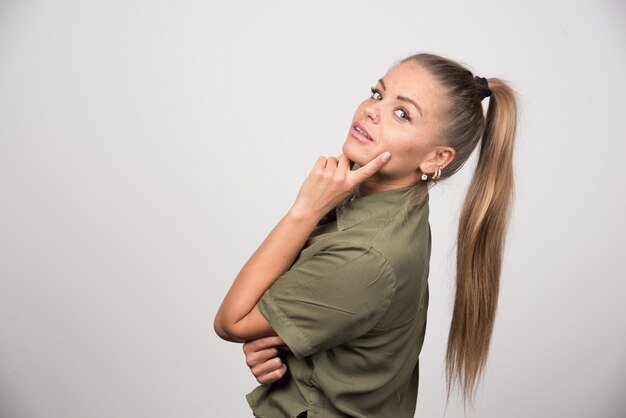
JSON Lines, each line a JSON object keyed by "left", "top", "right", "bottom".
{"left": 354, "top": 175, "right": 420, "bottom": 200}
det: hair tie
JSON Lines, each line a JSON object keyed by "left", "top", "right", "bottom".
{"left": 474, "top": 76, "right": 492, "bottom": 101}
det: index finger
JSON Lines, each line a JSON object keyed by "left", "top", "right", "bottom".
{"left": 349, "top": 151, "right": 391, "bottom": 185}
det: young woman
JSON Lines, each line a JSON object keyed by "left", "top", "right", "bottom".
{"left": 214, "top": 52, "right": 518, "bottom": 418}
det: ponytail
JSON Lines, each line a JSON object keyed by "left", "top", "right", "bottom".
{"left": 445, "top": 78, "right": 518, "bottom": 405}
{"left": 396, "top": 53, "right": 519, "bottom": 407}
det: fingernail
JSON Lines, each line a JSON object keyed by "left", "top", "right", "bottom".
{"left": 381, "top": 151, "right": 391, "bottom": 163}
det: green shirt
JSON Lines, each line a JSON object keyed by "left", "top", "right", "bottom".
{"left": 247, "top": 186, "right": 432, "bottom": 418}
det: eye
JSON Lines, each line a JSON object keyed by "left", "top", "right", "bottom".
{"left": 394, "top": 108, "right": 411, "bottom": 121}
{"left": 370, "top": 86, "right": 382, "bottom": 100}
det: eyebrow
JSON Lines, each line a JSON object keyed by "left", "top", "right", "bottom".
{"left": 398, "top": 96, "right": 423, "bottom": 116}
{"left": 378, "top": 77, "right": 423, "bottom": 117}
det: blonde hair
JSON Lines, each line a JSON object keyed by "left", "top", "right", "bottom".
{"left": 397, "top": 53, "right": 518, "bottom": 407}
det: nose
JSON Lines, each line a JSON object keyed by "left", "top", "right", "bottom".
{"left": 365, "top": 103, "right": 379, "bottom": 122}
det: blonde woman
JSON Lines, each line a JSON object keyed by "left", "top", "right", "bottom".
{"left": 215, "top": 52, "right": 518, "bottom": 418}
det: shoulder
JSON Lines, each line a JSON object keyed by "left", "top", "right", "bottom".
{"left": 369, "top": 199, "right": 431, "bottom": 269}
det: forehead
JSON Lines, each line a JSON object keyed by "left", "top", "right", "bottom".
{"left": 381, "top": 62, "right": 448, "bottom": 118}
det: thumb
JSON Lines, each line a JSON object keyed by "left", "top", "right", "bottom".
{"left": 350, "top": 151, "right": 391, "bottom": 185}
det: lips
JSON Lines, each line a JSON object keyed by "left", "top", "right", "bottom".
{"left": 352, "top": 122, "right": 374, "bottom": 143}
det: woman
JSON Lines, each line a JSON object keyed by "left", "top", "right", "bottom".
{"left": 214, "top": 52, "right": 518, "bottom": 417}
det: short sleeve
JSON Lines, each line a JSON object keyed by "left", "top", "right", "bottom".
{"left": 257, "top": 243, "right": 397, "bottom": 359}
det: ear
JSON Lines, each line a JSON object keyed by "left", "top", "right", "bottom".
{"left": 418, "top": 146, "right": 456, "bottom": 174}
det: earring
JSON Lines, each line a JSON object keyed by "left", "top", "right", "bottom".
{"left": 432, "top": 165, "right": 444, "bottom": 180}
{"left": 421, "top": 173, "right": 428, "bottom": 181}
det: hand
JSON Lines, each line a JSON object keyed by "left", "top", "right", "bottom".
{"left": 290, "top": 151, "right": 391, "bottom": 219}
{"left": 243, "top": 335, "right": 290, "bottom": 385}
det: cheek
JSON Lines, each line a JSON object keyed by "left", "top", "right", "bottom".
{"left": 342, "top": 141, "right": 376, "bottom": 165}
{"left": 381, "top": 129, "right": 420, "bottom": 155}
{"left": 403, "top": 140, "right": 423, "bottom": 155}
{"left": 385, "top": 134, "right": 426, "bottom": 167}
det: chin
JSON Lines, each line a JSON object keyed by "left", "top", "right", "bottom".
{"left": 342, "top": 141, "right": 372, "bottom": 168}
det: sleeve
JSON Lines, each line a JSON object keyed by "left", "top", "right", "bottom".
{"left": 257, "top": 242, "right": 397, "bottom": 359}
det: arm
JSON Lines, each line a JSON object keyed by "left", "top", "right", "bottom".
{"left": 213, "top": 209, "right": 319, "bottom": 342}
{"left": 213, "top": 152, "right": 391, "bottom": 342}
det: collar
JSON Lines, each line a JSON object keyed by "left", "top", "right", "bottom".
{"left": 334, "top": 185, "right": 422, "bottom": 231}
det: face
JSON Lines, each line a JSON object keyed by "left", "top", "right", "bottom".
{"left": 343, "top": 61, "right": 451, "bottom": 185}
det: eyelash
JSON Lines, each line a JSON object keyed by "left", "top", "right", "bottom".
{"left": 369, "top": 86, "right": 411, "bottom": 122}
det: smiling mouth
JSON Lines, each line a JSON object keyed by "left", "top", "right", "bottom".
{"left": 352, "top": 125, "right": 374, "bottom": 143}
{"left": 355, "top": 126, "right": 371, "bottom": 138}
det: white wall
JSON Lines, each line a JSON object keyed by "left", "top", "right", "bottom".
{"left": 1, "top": 1, "right": 625, "bottom": 417}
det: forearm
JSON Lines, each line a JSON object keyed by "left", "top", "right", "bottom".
{"left": 213, "top": 152, "right": 390, "bottom": 342}
{"left": 214, "top": 207, "right": 320, "bottom": 340}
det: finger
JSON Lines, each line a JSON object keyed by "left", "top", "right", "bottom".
{"left": 325, "top": 156, "right": 338, "bottom": 172}
{"left": 349, "top": 151, "right": 391, "bottom": 185}
{"left": 251, "top": 356, "right": 283, "bottom": 377}
{"left": 314, "top": 156, "right": 327, "bottom": 172}
{"left": 245, "top": 347, "right": 280, "bottom": 367}
{"left": 337, "top": 154, "right": 350, "bottom": 173}
{"left": 258, "top": 364, "right": 288, "bottom": 385}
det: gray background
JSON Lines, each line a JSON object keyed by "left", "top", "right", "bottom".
{"left": 1, "top": 0, "right": 625, "bottom": 417}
